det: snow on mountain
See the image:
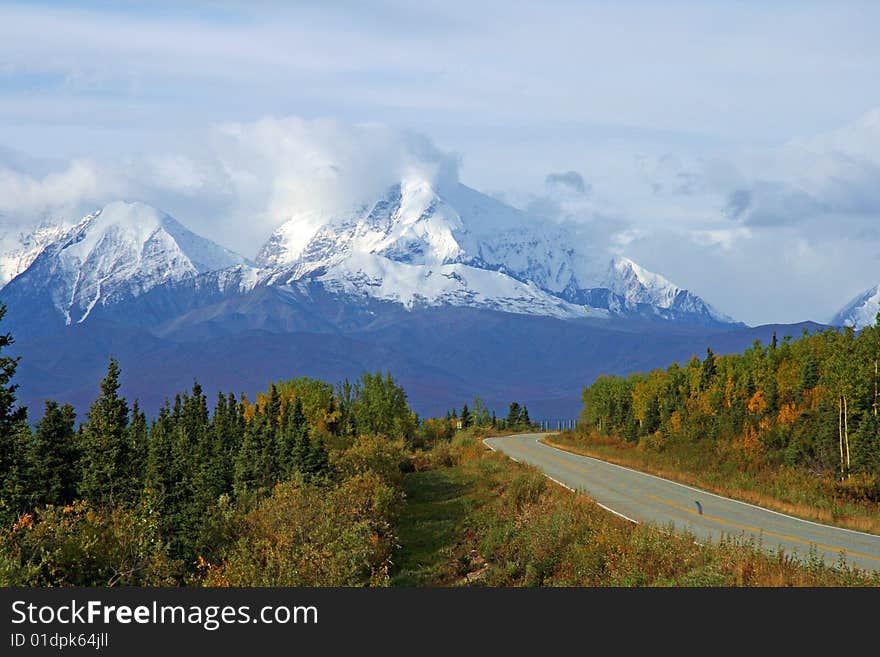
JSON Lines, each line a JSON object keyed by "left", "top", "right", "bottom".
{"left": 263, "top": 251, "right": 605, "bottom": 320}
{"left": 602, "top": 256, "right": 734, "bottom": 323}
{"left": 258, "top": 179, "right": 734, "bottom": 324}
{"left": 4, "top": 201, "right": 248, "bottom": 324}
{"left": 0, "top": 222, "right": 71, "bottom": 288}
{"left": 257, "top": 179, "right": 468, "bottom": 271}
{"left": 832, "top": 285, "right": 880, "bottom": 329}
{"left": 2, "top": 181, "right": 734, "bottom": 330}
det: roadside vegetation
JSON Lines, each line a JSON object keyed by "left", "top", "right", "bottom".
{"left": 393, "top": 428, "right": 879, "bottom": 587}
{"left": 567, "top": 321, "right": 880, "bottom": 534}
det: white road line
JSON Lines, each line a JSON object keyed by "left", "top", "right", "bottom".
{"left": 487, "top": 435, "right": 641, "bottom": 524}
{"left": 532, "top": 435, "right": 880, "bottom": 539}
{"left": 544, "top": 475, "right": 575, "bottom": 492}
{"left": 594, "top": 501, "right": 640, "bottom": 524}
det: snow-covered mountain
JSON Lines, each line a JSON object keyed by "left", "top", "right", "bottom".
{"left": 0, "top": 222, "right": 71, "bottom": 288}
{"left": 257, "top": 179, "right": 734, "bottom": 325}
{"left": 1, "top": 201, "right": 248, "bottom": 325}
{"left": 1, "top": 180, "right": 736, "bottom": 332}
{"left": 832, "top": 285, "right": 880, "bottom": 329}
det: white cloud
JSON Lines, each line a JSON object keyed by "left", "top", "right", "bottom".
{"left": 0, "top": 117, "right": 460, "bottom": 258}
{"left": 210, "top": 117, "right": 459, "bottom": 244}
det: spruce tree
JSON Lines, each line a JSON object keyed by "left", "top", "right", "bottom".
{"left": 234, "top": 410, "right": 275, "bottom": 495}
{"left": 506, "top": 402, "right": 521, "bottom": 428}
{"left": 126, "top": 400, "right": 148, "bottom": 500}
{"left": 29, "top": 401, "right": 79, "bottom": 507}
{"left": 460, "top": 403, "right": 472, "bottom": 428}
{"left": 0, "top": 303, "right": 29, "bottom": 522}
{"left": 520, "top": 406, "right": 531, "bottom": 428}
{"left": 278, "top": 397, "right": 308, "bottom": 477}
{"left": 700, "top": 348, "right": 717, "bottom": 391}
{"left": 0, "top": 303, "right": 26, "bottom": 434}
{"left": 304, "top": 436, "right": 330, "bottom": 482}
{"left": 79, "top": 358, "right": 131, "bottom": 506}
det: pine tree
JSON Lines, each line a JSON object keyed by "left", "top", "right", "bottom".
{"left": 303, "top": 436, "right": 330, "bottom": 482}
{"left": 29, "top": 401, "right": 79, "bottom": 507}
{"left": 234, "top": 410, "right": 275, "bottom": 495}
{"left": 126, "top": 400, "right": 148, "bottom": 500}
{"left": 0, "top": 303, "right": 30, "bottom": 521}
{"left": 460, "top": 403, "right": 472, "bottom": 428}
{"left": 520, "top": 406, "right": 531, "bottom": 428}
{"left": 209, "top": 392, "right": 242, "bottom": 494}
{"left": 700, "top": 348, "right": 717, "bottom": 391}
{"left": 0, "top": 303, "right": 26, "bottom": 435}
{"left": 506, "top": 402, "right": 521, "bottom": 428}
{"left": 278, "top": 397, "right": 307, "bottom": 477}
{"left": 79, "top": 358, "right": 131, "bottom": 506}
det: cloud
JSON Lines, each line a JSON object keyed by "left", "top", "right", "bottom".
{"left": 0, "top": 157, "right": 118, "bottom": 229}
{"left": 545, "top": 170, "right": 589, "bottom": 195}
{"left": 211, "top": 117, "right": 459, "bottom": 241}
{"left": 713, "top": 109, "right": 880, "bottom": 230}
{"left": 0, "top": 117, "right": 461, "bottom": 257}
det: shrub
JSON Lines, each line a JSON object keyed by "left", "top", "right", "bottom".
{"left": 0, "top": 502, "right": 179, "bottom": 586}
{"left": 331, "top": 434, "right": 408, "bottom": 485}
{"left": 205, "top": 473, "right": 400, "bottom": 587}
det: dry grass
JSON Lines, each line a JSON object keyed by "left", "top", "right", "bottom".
{"left": 543, "top": 433, "right": 880, "bottom": 536}
{"left": 394, "top": 435, "right": 880, "bottom": 586}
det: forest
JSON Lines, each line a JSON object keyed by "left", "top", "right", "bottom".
{"left": 0, "top": 304, "right": 536, "bottom": 586}
{"left": 2, "top": 302, "right": 878, "bottom": 587}
{"left": 579, "top": 321, "right": 880, "bottom": 501}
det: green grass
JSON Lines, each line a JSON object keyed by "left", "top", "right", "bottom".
{"left": 392, "top": 466, "right": 482, "bottom": 586}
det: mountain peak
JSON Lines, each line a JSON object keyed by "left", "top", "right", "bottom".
{"left": 256, "top": 180, "right": 466, "bottom": 271}
{"left": 249, "top": 180, "right": 736, "bottom": 326}
{"left": 832, "top": 284, "right": 880, "bottom": 328}
{"left": 1, "top": 201, "right": 248, "bottom": 325}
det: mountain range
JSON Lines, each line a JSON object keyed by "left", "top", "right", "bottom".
{"left": 0, "top": 178, "right": 856, "bottom": 419}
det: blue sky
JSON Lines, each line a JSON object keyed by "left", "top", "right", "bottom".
{"left": 2, "top": 1, "right": 880, "bottom": 324}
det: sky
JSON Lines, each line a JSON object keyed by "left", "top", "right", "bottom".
{"left": 1, "top": 1, "right": 880, "bottom": 325}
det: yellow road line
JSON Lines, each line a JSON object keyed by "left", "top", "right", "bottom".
{"left": 647, "top": 494, "right": 880, "bottom": 563}
{"left": 504, "top": 439, "right": 880, "bottom": 564}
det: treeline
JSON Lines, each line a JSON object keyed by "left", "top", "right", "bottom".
{"left": 443, "top": 400, "right": 533, "bottom": 431}
{"left": 581, "top": 322, "right": 880, "bottom": 492}
{"left": 0, "top": 304, "right": 524, "bottom": 586}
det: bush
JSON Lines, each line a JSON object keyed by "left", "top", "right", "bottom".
{"left": 0, "top": 502, "right": 180, "bottom": 586}
{"left": 331, "top": 434, "right": 408, "bottom": 485}
{"left": 204, "top": 473, "right": 400, "bottom": 587}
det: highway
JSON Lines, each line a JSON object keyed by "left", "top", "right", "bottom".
{"left": 484, "top": 433, "right": 880, "bottom": 572}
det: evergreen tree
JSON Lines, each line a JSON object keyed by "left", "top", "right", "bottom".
{"left": 234, "top": 410, "right": 275, "bottom": 495}
{"left": 303, "top": 436, "right": 330, "bottom": 482}
{"left": 79, "top": 358, "right": 131, "bottom": 506}
{"left": 520, "top": 406, "right": 531, "bottom": 428}
{"left": 506, "top": 402, "right": 521, "bottom": 428}
{"left": 460, "top": 403, "right": 472, "bottom": 428}
{"left": 278, "top": 397, "right": 308, "bottom": 477}
{"left": 209, "top": 392, "right": 243, "bottom": 493}
{"left": 0, "top": 303, "right": 29, "bottom": 521}
{"left": 0, "top": 304, "right": 26, "bottom": 434}
{"left": 29, "top": 401, "right": 78, "bottom": 507}
{"left": 700, "top": 348, "right": 717, "bottom": 391}
{"left": 126, "top": 400, "right": 148, "bottom": 499}
{"left": 267, "top": 383, "right": 282, "bottom": 430}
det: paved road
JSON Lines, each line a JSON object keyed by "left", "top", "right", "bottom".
{"left": 484, "top": 433, "right": 880, "bottom": 572}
